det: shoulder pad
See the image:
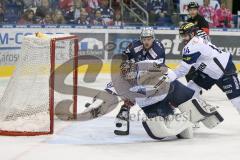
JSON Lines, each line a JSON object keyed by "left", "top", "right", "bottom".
{"left": 153, "top": 40, "right": 163, "bottom": 48}
{"left": 154, "top": 39, "right": 162, "bottom": 45}
{"left": 132, "top": 40, "right": 142, "bottom": 46}
{"left": 188, "top": 37, "right": 204, "bottom": 47}
{"left": 183, "top": 37, "right": 202, "bottom": 55}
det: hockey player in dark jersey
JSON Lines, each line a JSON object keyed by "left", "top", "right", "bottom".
{"left": 187, "top": 2, "right": 209, "bottom": 35}
{"left": 112, "top": 27, "right": 166, "bottom": 135}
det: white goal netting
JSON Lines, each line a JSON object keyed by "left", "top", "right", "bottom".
{"left": 0, "top": 34, "right": 78, "bottom": 135}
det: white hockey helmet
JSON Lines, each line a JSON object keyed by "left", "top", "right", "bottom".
{"left": 140, "top": 27, "right": 155, "bottom": 41}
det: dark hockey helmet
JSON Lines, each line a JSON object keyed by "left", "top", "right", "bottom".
{"left": 187, "top": 2, "right": 199, "bottom": 10}
{"left": 179, "top": 22, "right": 198, "bottom": 36}
{"left": 179, "top": 22, "right": 198, "bottom": 43}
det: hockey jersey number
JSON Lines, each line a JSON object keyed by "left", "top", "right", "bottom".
{"left": 198, "top": 63, "right": 207, "bottom": 72}
{"left": 209, "top": 44, "right": 222, "bottom": 54}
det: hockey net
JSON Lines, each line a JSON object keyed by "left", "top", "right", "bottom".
{"left": 0, "top": 34, "right": 78, "bottom": 136}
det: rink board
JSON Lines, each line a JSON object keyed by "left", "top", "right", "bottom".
{"left": 0, "top": 62, "right": 239, "bottom": 77}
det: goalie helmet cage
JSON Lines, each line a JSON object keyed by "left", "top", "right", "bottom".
{"left": 0, "top": 34, "right": 79, "bottom": 136}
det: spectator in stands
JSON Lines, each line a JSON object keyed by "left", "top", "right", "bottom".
{"left": 72, "top": 0, "right": 90, "bottom": 19}
{"left": 18, "top": 9, "right": 35, "bottom": 24}
{"left": 88, "top": 0, "right": 99, "bottom": 10}
{"left": 52, "top": 9, "right": 66, "bottom": 24}
{"left": 114, "top": 9, "right": 123, "bottom": 26}
{"left": 3, "top": 0, "right": 24, "bottom": 23}
{"left": 64, "top": 6, "right": 75, "bottom": 24}
{"left": 59, "top": 0, "right": 73, "bottom": 12}
{"left": 73, "top": 0, "right": 82, "bottom": 20}
{"left": 51, "top": 0, "right": 60, "bottom": 9}
{"left": 17, "top": 0, "right": 25, "bottom": 6}
{"left": 0, "top": 2, "right": 4, "bottom": 23}
{"left": 81, "top": 0, "right": 93, "bottom": 13}
{"left": 22, "top": 0, "right": 40, "bottom": 9}
{"left": 93, "top": 10, "right": 103, "bottom": 25}
{"left": 36, "top": 0, "right": 51, "bottom": 19}
{"left": 172, "top": 0, "right": 179, "bottom": 12}
{"left": 41, "top": 12, "right": 54, "bottom": 24}
{"left": 199, "top": 0, "right": 216, "bottom": 27}
{"left": 4, "top": 0, "right": 24, "bottom": 6}
{"left": 111, "top": 0, "right": 121, "bottom": 12}
{"left": 170, "top": 0, "right": 180, "bottom": 26}
{"left": 74, "top": 0, "right": 95, "bottom": 24}
{"left": 97, "top": 0, "right": 114, "bottom": 25}
{"left": 156, "top": 12, "right": 172, "bottom": 26}
{"left": 147, "top": 0, "right": 168, "bottom": 26}
{"left": 215, "top": 2, "right": 233, "bottom": 28}
{"left": 76, "top": 8, "right": 90, "bottom": 25}
{"left": 147, "top": 0, "right": 168, "bottom": 14}
{"left": 187, "top": 2, "right": 209, "bottom": 34}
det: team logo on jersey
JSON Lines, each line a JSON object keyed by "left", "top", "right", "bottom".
{"left": 184, "top": 47, "right": 190, "bottom": 54}
{"left": 183, "top": 56, "right": 191, "bottom": 62}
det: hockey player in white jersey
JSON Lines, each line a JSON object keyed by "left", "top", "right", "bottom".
{"left": 167, "top": 22, "right": 240, "bottom": 114}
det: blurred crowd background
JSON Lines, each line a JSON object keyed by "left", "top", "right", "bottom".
{"left": 0, "top": 0, "right": 239, "bottom": 28}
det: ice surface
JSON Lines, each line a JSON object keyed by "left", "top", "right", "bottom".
{"left": 0, "top": 74, "right": 240, "bottom": 160}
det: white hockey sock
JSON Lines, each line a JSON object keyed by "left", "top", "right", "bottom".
{"left": 231, "top": 97, "right": 240, "bottom": 114}
{"left": 187, "top": 81, "right": 202, "bottom": 98}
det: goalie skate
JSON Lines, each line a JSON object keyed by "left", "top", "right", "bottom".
{"left": 114, "top": 105, "right": 130, "bottom": 135}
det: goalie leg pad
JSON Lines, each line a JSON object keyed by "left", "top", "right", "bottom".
{"left": 178, "top": 99, "right": 205, "bottom": 123}
{"left": 142, "top": 114, "right": 192, "bottom": 140}
{"left": 177, "top": 127, "right": 193, "bottom": 139}
{"left": 178, "top": 99, "right": 224, "bottom": 128}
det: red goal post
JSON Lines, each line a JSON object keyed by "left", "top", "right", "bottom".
{"left": 0, "top": 34, "right": 79, "bottom": 136}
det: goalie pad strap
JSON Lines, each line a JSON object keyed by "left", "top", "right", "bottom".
{"left": 192, "top": 99, "right": 224, "bottom": 125}
{"left": 178, "top": 99, "right": 224, "bottom": 128}
{"left": 142, "top": 121, "right": 164, "bottom": 140}
{"left": 192, "top": 99, "right": 217, "bottom": 117}
{"left": 201, "top": 112, "right": 224, "bottom": 129}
